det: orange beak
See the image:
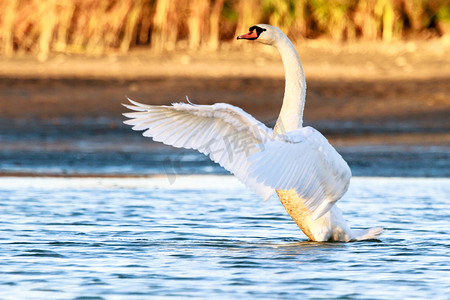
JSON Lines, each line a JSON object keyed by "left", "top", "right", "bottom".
{"left": 236, "top": 30, "right": 258, "bottom": 40}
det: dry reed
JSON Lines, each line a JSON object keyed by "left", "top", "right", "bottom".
{"left": 0, "top": 0, "right": 448, "bottom": 57}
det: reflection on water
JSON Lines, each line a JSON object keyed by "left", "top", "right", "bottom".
{"left": 0, "top": 176, "right": 448, "bottom": 299}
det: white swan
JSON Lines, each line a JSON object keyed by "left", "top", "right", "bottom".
{"left": 123, "top": 24, "right": 382, "bottom": 242}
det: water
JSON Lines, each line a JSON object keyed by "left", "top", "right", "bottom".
{"left": 1, "top": 118, "right": 449, "bottom": 298}
{"left": 2, "top": 120, "right": 449, "bottom": 177}
{"left": 1, "top": 176, "right": 449, "bottom": 299}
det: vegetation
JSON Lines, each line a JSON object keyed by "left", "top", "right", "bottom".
{"left": 0, "top": 0, "right": 449, "bottom": 58}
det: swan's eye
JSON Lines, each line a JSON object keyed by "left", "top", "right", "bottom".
{"left": 248, "top": 26, "right": 266, "bottom": 37}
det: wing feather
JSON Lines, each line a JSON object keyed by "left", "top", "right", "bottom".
{"left": 123, "top": 99, "right": 351, "bottom": 218}
{"left": 123, "top": 99, "right": 274, "bottom": 200}
{"left": 169, "top": 119, "right": 201, "bottom": 147}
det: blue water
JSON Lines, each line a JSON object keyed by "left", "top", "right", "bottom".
{"left": 1, "top": 176, "right": 449, "bottom": 299}
{"left": 1, "top": 121, "right": 449, "bottom": 177}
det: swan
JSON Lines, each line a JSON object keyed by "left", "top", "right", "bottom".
{"left": 123, "top": 24, "right": 383, "bottom": 242}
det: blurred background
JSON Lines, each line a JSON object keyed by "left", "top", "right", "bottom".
{"left": 1, "top": 0, "right": 450, "bottom": 56}
{"left": 0, "top": 0, "right": 449, "bottom": 177}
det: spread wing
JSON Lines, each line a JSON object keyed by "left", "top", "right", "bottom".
{"left": 123, "top": 98, "right": 275, "bottom": 200}
{"left": 123, "top": 98, "right": 351, "bottom": 220}
{"left": 247, "top": 126, "right": 352, "bottom": 220}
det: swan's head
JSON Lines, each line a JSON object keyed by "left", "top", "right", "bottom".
{"left": 236, "top": 24, "right": 284, "bottom": 46}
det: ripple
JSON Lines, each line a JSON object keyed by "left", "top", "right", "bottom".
{"left": 14, "top": 249, "right": 65, "bottom": 258}
{"left": 0, "top": 176, "right": 448, "bottom": 299}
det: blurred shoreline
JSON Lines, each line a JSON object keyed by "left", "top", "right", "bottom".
{"left": 0, "top": 41, "right": 449, "bottom": 177}
{"left": 1, "top": 39, "right": 449, "bottom": 80}
{"left": 1, "top": 40, "right": 449, "bottom": 123}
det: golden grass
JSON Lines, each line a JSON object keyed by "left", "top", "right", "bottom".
{"left": 0, "top": 0, "right": 448, "bottom": 57}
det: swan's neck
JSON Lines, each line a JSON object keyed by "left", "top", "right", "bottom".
{"left": 273, "top": 37, "right": 306, "bottom": 134}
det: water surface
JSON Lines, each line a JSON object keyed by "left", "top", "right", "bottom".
{"left": 0, "top": 176, "right": 448, "bottom": 299}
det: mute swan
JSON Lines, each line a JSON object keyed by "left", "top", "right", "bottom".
{"left": 123, "top": 24, "right": 382, "bottom": 242}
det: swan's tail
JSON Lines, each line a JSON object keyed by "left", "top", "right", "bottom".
{"left": 352, "top": 227, "right": 383, "bottom": 241}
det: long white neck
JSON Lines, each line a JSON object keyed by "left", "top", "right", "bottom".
{"left": 273, "top": 36, "right": 306, "bottom": 134}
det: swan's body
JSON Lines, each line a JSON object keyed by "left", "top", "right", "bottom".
{"left": 123, "top": 24, "right": 382, "bottom": 242}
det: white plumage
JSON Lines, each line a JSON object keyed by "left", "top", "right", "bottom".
{"left": 124, "top": 100, "right": 351, "bottom": 219}
{"left": 123, "top": 24, "right": 382, "bottom": 242}
{"left": 124, "top": 101, "right": 274, "bottom": 201}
